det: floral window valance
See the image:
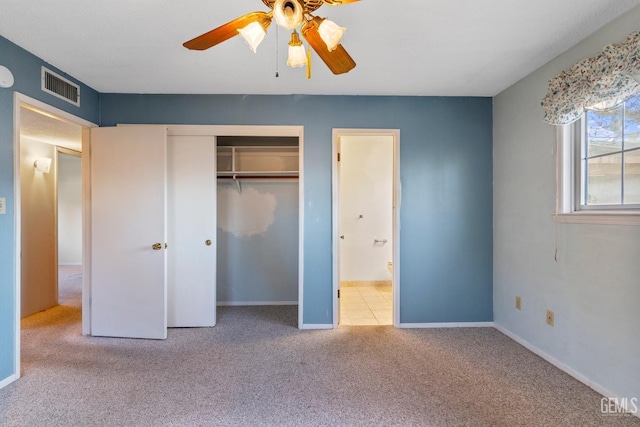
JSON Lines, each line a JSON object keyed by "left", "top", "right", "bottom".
{"left": 541, "top": 31, "right": 640, "bottom": 125}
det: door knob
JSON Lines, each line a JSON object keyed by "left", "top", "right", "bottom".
{"left": 152, "top": 243, "right": 162, "bottom": 250}
{"left": 205, "top": 240, "right": 212, "bottom": 246}
{"left": 340, "top": 235, "right": 345, "bottom": 240}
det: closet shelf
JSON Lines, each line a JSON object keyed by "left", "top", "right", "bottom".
{"left": 217, "top": 144, "right": 299, "bottom": 178}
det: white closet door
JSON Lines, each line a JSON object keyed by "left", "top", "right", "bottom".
{"left": 90, "top": 126, "right": 168, "bottom": 339}
{"left": 167, "top": 135, "right": 217, "bottom": 327}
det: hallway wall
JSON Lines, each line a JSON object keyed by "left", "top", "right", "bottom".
{"left": 58, "top": 153, "right": 82, "bottom": 265}
{"left": 20, "top": 138, "right": 57, "bottom": 317}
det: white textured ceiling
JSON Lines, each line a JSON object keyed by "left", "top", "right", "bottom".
{"left": 20, "top": 107, "right": 82, "bottom": 151}
{"left": 1, "top": 1, "right": 639, "bottom": 96}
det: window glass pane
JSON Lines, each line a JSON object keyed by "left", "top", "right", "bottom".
{"left": 625, "top": 95, "right": 640, "bottom": 151}
{"left": 624, "top": 150, "right": 640, "bottom": 204}
{"left": 587, "top": 154, "right": 622, "bottom": 205}
{"left": 586, "top": 106, "right": 623, "bottom": 157}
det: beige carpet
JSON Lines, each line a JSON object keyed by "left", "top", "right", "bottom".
{"left": 1, "top": 268, "right": 638, "bottom": 426}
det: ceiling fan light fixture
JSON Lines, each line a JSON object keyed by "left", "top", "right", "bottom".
{"left": 287, "top": 31, "right": 307, "bottom": 68}
{"left": 183, "top": 0, "right": 359, "bottom": 75}
{"left": 238, "top": 21, "right": 269, "bottom": 53}
{"left": 317, "top": 18, "right": 346, "bottom": 51}
{"left": 273, "top": 0, "right": 304, "bottom": 30}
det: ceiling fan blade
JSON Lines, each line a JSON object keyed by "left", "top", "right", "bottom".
{"left": 302, "top": 21, "right": 356, "bottom": 74}
{"left": 183, "top": 12, "right": 271, "bottom": 51}
{"left": 322, "top": 0, "right": 361, "bottom": 5}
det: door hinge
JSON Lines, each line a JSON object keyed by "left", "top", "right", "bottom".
{"left": 337, "top": 152, "right": 341, "bottom": 162}
{"left": 338, "top": 289, "right": 340, "bottom": 298}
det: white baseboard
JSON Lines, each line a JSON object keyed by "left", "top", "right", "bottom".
{"left": 299, "top": 323, "right": 333, "bottom": 330}
{"left": 217, "top": 301, "right": 298, "bottom": 307}
{"left": 399, "top": 322, "right": 495, "bottom": 329}
{"left": 0, "top": 373, "right": 18, "bottom": 390}
{"left": 58, "top": 263, "right": 82, "bottom": 266}
{"left": 494, "top": 323, "right": 639, "bottom": 419}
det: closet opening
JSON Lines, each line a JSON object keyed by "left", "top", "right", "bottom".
{"left": 87, "top": 125, "right": 305, "bottom": 339}
{"left": 216, "top": 136, "right": 300, "bottom": 322}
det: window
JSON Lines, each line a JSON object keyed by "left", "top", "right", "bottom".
{"left": 555, "top": 93, "right": 640, "bottom": 225}
{"left": 578, "top": 93, "right": 640, "bottom": 209}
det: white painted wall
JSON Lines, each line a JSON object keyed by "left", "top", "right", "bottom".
{"left": 339, "top": 135, "right": 393, "bottom": 282}
{"left": 57, "top": 153, "right": 82, "bottom": 265}
{"left": 20, "top": 138, "right": 57, "bottom": 317}
{"left": 494, "top": 6, "right": 640, "bottom": 402}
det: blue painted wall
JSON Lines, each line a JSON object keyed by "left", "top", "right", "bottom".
{"left": 0, "top": 35, "right": 100, "bottom": 383}
{"left": 100, "top": 94, "right": 494, "bottom": 325}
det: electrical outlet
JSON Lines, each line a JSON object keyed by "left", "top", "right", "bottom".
{"left": 546, "top": 310, "right": 554, "bottom": 327}
{"left": 515, "top": 296, "right": 522, "bottom": 310}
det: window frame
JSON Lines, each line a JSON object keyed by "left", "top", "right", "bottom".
{"left": 554, "top": 115, "right": 640, "bottom": 226}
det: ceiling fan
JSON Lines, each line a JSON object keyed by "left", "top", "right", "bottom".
{"left": 183, "top": 0, "right": 359, "bottom": 76}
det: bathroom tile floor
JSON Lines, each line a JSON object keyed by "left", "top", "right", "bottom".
{"left": 339, "top": 283, "right": 392, "bottom": 326}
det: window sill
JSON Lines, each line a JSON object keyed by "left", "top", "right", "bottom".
{"left": 553, "top": 212, "right": 640, "bottom": 226}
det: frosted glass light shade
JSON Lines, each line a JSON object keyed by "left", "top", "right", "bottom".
{"left": 273, "top": 0, "right": 303, "bottom": 30}
{"left": 34, "top": 157, "right": 52, "bottom": 173}
{"left": 287, "top": 44, "right": 307, "bottom": 68}
{"left": 318, "top": 19, "right": 346, "bottom": 51}
{"left": 238, "top": 22, "right": 267, "bottom": 53}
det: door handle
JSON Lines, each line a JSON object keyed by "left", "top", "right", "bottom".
{"left": 205, "top": 239, "right": 212, "bottom": 246}
{"left": 340, "top": 235, "right": 345, "bottom": 240}
{"left": 152, "top": 243, "right": 162, "bottom": 250}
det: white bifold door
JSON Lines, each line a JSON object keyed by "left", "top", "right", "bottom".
{"left": 167, "top": 135, "right": 217, "bottom": 327}
{"left": 90, "top": 126, "right": 216, "bottom": 339}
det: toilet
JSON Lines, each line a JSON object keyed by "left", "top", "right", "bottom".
{"left": 387, "top": 261, "right": 393, "bottom": 273}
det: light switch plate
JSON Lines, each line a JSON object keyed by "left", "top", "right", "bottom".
{"left": 0, "top": 197, "right": 6, "bottom": 214}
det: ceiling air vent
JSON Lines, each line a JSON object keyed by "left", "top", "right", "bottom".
{"left": 41, "top": 67, "right": 80, "bottom": 107}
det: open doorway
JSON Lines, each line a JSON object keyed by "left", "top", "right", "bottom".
{"left": 19, "top": 105, "right": 84, "bottom": 317}
{"left": 332, "top": 129, "right": 400, "bottom": 327}
{"left": 19, "top": 106, "right": 82, "bottom": 314}
{"left": 14, "top": 93, "right": 95, "bottom": 378}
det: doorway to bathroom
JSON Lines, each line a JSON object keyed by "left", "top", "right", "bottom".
{"left": 332, "top": 129, "right": 400, "bottom": 327}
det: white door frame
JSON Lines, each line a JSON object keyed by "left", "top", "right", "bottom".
{"left": 13, "top": 92, "right": 97, "bottom": 383}
{"left": 332, "top": 129, "right": 401, "bottom": 328}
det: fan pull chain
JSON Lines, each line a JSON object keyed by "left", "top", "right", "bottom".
{"left": 275, "top": 25, "right": 280, "bottom": 78}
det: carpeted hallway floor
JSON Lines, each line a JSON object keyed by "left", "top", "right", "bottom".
{"left": 1, "top": 267, "right": 638, "bottom": 426}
